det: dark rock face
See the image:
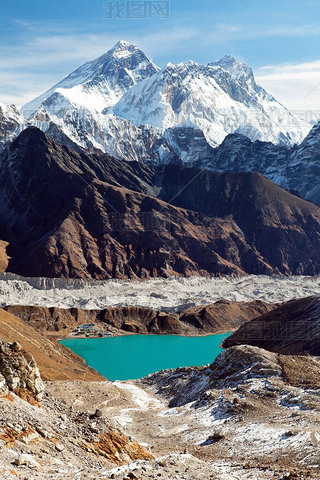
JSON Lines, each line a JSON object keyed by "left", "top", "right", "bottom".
{"left": 0, "top": 127, "right": 320, "bottom": 279}
{"left": 223, "top": 296, "right": 320, "bottom": 356}
{"left": 156, "top": 165, "right": 320, "bottom": 275}
{"left": 5, "top": 300, "right": 273, "bottom": 336}
{"left": 179, "top": 300, "right": 272, "bottom": 333}
{"left": 194, "top": 133, "right": 290, "bottom": 174}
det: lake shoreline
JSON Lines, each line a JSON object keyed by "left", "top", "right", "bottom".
{"left": 58, "top": 326, "right": 235, "bottom": 341}
{"left": 60, "top": 332, "right": 232, "bottom": 381}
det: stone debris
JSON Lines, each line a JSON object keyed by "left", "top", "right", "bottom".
{"left": 0, "top": 339, "right": 320, "bottom": 479}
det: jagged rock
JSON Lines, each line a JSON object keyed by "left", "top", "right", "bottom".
{"left": 0, "top": 339, "right": 44, "bottom": 401}
{"left": 13, "top": 453, "right": 41, "bottom": 470}
{"left": 0, "top": 372, "right": 8, "bottom": 394}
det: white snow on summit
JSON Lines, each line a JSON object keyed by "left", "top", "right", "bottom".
{"left": 19, "top": 42, "right": 309, "bottom": 154}
{"left": 114, "top": 57, "right": 307, "bottom": 147}
{"left": 21, "top": 40, "right": 160, "bottom": 118}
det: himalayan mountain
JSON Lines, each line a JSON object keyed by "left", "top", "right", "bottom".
{"left": 0, "top": 126, "right": 320, "bottom": 280}
{"left": 0, "top": 41, "right": 319, "bottom": 205}
{"left": 0, "top": 41, "right": 319, "bottom": 279}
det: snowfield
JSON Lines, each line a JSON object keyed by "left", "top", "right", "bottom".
{"left": 0, "top": 274, "right": 319, "bottom": 310}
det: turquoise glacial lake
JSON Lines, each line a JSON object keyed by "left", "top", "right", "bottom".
{"left": 60, "top": 333, "right": 230, "bottom": 381}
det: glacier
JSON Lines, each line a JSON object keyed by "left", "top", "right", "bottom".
{"left": 1, "top": 273, "right": 320, "bottom": 310}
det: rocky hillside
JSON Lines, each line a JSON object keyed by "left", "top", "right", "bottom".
{"left": 0, "top": 345, "right": 153, "bottom": 479}
{"left": 190, "top": 121, "right": 320, "bottom": 207}
{"left": 1, "top": 338, "right": 320, "bottom": 478}
{"left": 0, "top": 127, "right": 320, "bottom": 279}
{"left": 223, "top": 296, "right": 320, "bottom": 355}
{"left": 5, "top": 299, "right": 272, "bottom": 336}
{"left": 0, "top": 309, "right": 103, "bottom": 381}
{"left": 45, "top": 344, "right": 320, "bottom": 479}
{"left": 1, "top": 316, "right": 320, "bottom": 478}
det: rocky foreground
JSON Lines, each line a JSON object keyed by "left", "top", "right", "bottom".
{"left": 1, "top": 304, "right": 320, "bottom": 479}
{"left": 1, "top": 297, "right": 320, "bottom": 478}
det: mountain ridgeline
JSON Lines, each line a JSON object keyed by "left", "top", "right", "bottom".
{"left": 0, "top": 127, "right": 319, "bottom": 280}
{"left": 1, "top": 41, "right": 320, "bottom": 206}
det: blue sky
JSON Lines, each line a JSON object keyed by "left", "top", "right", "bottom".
{"left": 1, "top": 0, "right": 320, "bottom": 111}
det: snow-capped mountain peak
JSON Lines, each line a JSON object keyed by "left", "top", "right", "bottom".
{"left": 16, "top": 42, "right": 310, "bottom": 170}
{"left": 210, "top": 55, "right": 265, "bottom": 98}
{"left": 21, "top": 40, "right": 160, "bottom": 118}
{"left": 0, "top": 103, "right": 23, "bottom": 151}
{"left": 109, "top": 39, "right": 139, "bottom": 55}
{"left": 113, "top": 56, "right": 308, "bottom": 147}
{"left": 212, "top": 55, "right": 254, "bottom": 78}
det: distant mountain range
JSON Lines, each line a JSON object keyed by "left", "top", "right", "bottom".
{"left": 0, "top": 41, "right": 319, "bottom": 206}
{"left": 0, "top": 42, "right": 320, "bottom": 279}
{"left": 0, "top": 127, "right": 320, "bottom": 279}
{"left": 20, "top": 40, "right": 306, "bottom": 150}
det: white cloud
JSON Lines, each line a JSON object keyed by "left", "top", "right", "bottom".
{"left": 256, "top": 60, "right": 320, "bottom": 112}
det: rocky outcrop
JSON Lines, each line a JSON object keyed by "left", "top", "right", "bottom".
{"left": 143, "top": 344, "right": 320, "bottom": 408}
{"left": 5, "top": 300, "right": 273, "bottom": 336}
{"left": 223, "top": 296, "right": 320, "bottom": 355}
{"left": 1, "top": 128, "right": 320, "bottom": 279}
{"left": 0, "top": 366, "right": 153, "bottom": 478}
{"left": 0, "top": 340, "right": 44, "bottom": 402}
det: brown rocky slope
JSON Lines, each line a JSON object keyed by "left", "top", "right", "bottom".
{"left": 0, "top": 127, "right": 320, "bottom": 279}
{"left": 223, "top": 296, "right": 320, "bottom": 355}
{"left": 0, "top": 240, "right": 9, "bottom": 272}
{"left": 0, "top": 309, "right": 103, "bottom": 381}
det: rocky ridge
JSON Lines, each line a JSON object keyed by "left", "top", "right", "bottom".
{"left": 1, "top": 128, "right": 320, "bottom": 280}
{"left": 191, "top": 125, "right": 320, "bottom": 207}
{"left": 4, "top": 299, "right": 272, "bottom": 337}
